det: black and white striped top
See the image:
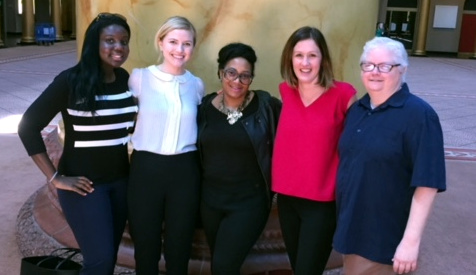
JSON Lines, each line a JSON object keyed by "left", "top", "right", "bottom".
{"left": 19, "top": 67, "right": 138, "bottom": 183}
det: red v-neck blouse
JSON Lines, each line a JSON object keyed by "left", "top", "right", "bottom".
{"left": 272, "top": 81, "right": 356, "bottom": 201}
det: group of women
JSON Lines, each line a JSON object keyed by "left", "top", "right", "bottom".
{"left": 18, "top": 12, "right": 445, "bottom": 275}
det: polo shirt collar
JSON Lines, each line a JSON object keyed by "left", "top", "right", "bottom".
{"left": 359, "top": 82, "right": 410, "bottom": 110}
{"left": 147, "top": 65, "right": 192, "bottom": 83}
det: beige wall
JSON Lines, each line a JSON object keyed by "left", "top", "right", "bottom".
{"left": 76, "top": 0, "right": 380, "bottom": 97}
{"left": 426, "top": 0, "right": 465, "bottom": 53}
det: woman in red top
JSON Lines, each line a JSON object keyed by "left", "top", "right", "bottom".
{"left": 272, "top": 26, "right": 357, "bottom": 274}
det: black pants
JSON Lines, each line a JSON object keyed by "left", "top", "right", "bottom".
{"left": 277, "top": 194, "right": 336, "bottom": 275}
{"left": 200, "top": 186, "right": 269, "bottom": 275}
{"left": 127, "top": 150, "right": 200, "bottom": 275}
{"left": 57, "top": 178, "right": 128, "bottom": 275}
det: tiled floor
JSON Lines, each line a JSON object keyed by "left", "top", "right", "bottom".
{"left": 0, "top": 41, "right": 76, "bottom": 132}
{"left": 405, "top": 57, "right": 476, "bottom": 150}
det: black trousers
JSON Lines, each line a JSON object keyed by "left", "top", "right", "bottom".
{"left": 277, "top": 194, "right": 336, "bottom": 275}
{"left": 127, "top": 150, "right": 200, "bottom": 275}
{"left": 200, "top": 185, "right": 269, "bottom": 275}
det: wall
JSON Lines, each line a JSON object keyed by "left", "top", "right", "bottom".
{"left": 5, "top": 0, "right": 21, "bottom": 33}
{"left": 35, "top": 0, "right": 51, "bottom": 24}
{"left": 458, "top": 0, "right": 476, "bottom": 56}
{"left": 61, "top": 0, "right": 73, "bottom": 33}
{"left": 426, "top": 0, "right": 465, "bottom": 53}
{"left": 76, "top": 0, "right": 380, "bottom": 97}
{"left": 459, "top": 12, "right": 476, "bottom": 53}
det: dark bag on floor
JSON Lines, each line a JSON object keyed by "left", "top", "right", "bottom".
{"left": 20, "top": 248, "right": 82, "bottom": 275}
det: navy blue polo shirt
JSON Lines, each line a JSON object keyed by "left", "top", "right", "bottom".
{"left": 333, "top": 83, "right": 446, "bottom": 265}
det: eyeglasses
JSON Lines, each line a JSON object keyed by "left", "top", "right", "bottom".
{"left": 222, "top": 68, "right": 253, "bottom": 85}
{"left": 96, "top": 13, "right": 127, "bottom": 22}
{"left": 360, "top": 63, "right": 400, "bottom": 73}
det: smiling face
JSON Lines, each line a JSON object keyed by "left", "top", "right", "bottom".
{"left": 99, "top": 24, "right": 130, "bottom": 71}
{"left": 158, "top": 29, "right": 195, "bottom": 75}
{"left": 221, "top": 57, "right": 252, "bottom": 101}
{"left": 292, "top": 38, "right": 322, "bottom": 85}
{"left": 361, "top": 47, "right": 404, "bottom": 96}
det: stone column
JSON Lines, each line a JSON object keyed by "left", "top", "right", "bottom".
{"left": 70, "top": 0, "right": 76, "bottom": 39}
{"left": 471, "top": 29, "right": 476, "bottom": 59}
{"left": 0, "top": 1, "right": 4, "bottom": 47}
{"left": 377, "top": 0, "right": 388, "bottom": 24}
{"left": 52, "top": 0, "right": 64, "bottom": 41}
{"left": 413, "top": 0, "right": 431, "bottom": 56}
{"left": 20, "top": 0, "right": 35, "bottom": 44}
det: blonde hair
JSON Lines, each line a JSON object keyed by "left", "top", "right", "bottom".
{"left": 154, "top": 16, "right": 197, "bottom": 62}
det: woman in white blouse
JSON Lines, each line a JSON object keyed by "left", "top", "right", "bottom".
{"left": 127, "top": 16, "right": 205, "bottom": 275}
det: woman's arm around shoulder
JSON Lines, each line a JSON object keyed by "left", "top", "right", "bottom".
{"left": 116, "top": 67, "right": 130, "bottom": 79}
{"left": 195, "top": 76, "right": 206, "bottom": 102}
{"left": 255, "top": 90, "right": 282, "bottom": 131}
{"left": 335, "top": 81, "right": 358, "bottom": 110}
{"left": 128, "top": 68, "right": 144, "bottom": 99}
{"left": 269, "top": 94, "right": 282, "bottom": 118}
{"left": 347, "top": 94, "right": 358, "bottom": 110}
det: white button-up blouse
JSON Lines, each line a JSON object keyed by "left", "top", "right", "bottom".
{"left": 129, "top": 65, "right": 205, "bottom": 155}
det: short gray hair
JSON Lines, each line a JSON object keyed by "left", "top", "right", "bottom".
{"left": 360, "top": 37, "right": 408, "bottom": 80}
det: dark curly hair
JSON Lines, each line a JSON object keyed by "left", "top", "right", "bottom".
{"left": 217, "top": 42, "right": 257, "bottom": 79}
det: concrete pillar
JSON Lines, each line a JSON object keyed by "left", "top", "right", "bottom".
{"left": 52, "top": 0, "right": 64, "bottom": 41}
{"left": 377, "top": 0, "right": 388, "bottom": 24}
{"left": 70, "top": 0, "right": 76, "bottom": 39}
{"left": 20, "top": 0, "right": 35, "bottom": 44}
{"left": 0, "top": 1, "right": 4, "bottom": 47}
{"left": 471, "top": 27, "right": 476, "bottom": 59}
{"left": 413, "top": 0, "right": 431, "bottom": 56}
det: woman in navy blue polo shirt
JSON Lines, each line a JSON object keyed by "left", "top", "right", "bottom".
{"left": 333, "top": 37, "right": 446, "bottom": 275}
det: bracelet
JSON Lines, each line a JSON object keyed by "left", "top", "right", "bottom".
{"left": 48, "top": 171, "right": 58, "bottom": 183}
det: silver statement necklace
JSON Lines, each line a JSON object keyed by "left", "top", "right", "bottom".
{"left": 219, "top": 91, "right": 252, "bottom": 125}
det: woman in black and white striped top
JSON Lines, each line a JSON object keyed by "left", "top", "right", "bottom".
{"left": 18, "top": 13, "right": 137, "bottom": 274}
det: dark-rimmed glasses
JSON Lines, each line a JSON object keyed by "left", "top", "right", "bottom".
{"left": 222, "top": 68, "right": 253, "bottom": 85}
{"left": 96, "top": 13, "right": 127, "bottom": 22}
{"left": 360, "top": 63, "right": 400, "bottom": 73}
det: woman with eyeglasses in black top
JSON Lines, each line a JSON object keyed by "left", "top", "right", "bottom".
{"left": 197, "top": 42, "right": 281, "bottom": 274}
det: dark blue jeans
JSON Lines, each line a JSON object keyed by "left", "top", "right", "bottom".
{"left": 277, "top": 194, "right": 336, "bottom": 275}
{"left": 127, "top": 150, "right": 200, "bottom": 275}
{"left": 57, "top": 178, "right": 128, "bottom": 275}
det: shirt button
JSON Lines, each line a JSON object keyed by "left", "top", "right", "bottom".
{"left": 368, "top": 112, "right": 372, "bottom": 116}
{"left": 357, "top": 129, "right": 361, "bottom": 132}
